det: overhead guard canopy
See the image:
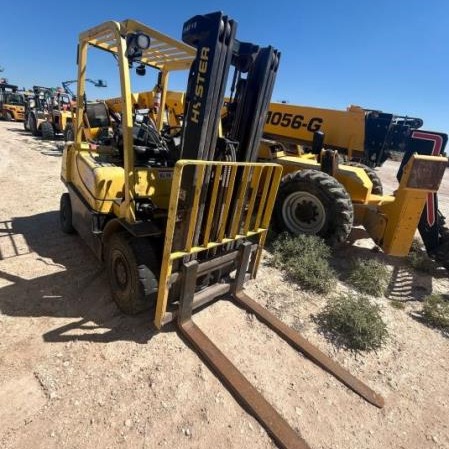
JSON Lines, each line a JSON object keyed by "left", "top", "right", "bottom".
{"left": 80, "top": 19, "right": 196, "bottom": 72}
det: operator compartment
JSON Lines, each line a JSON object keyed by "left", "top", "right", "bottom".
{"left": 67, "top": 103, "right": 176, "bottom": 215}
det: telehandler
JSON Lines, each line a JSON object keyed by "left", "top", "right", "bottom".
{"left": 60, "top": 13, "right": 389, "bottom": 449}
{"left": 107, "top": 87, "right": 449, "bottom": 264}
{"left": 0, "top": 82, "right": 25, "bottom": 121}
{"left": 255, "top": 102, "right": 449, "bottom": 266}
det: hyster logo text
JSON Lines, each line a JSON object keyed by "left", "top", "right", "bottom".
{"left": 191, "top": 47, "right": 209, "bottom": 124}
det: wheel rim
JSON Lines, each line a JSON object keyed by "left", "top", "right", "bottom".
{"left": 282, "top": 191, "right": 326, "bottom": 234}
{"left": 112, "top": 250, "right": 130, "bottom": 291}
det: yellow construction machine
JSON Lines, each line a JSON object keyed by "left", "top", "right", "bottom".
{"left": 60, "top": 13, "right": 386, "bottom": 449}
{"left": 0, "top": 82, "right": 26, "bottom": 121}
{"left": 107, "top": 87, "right": 449, "bottom": 263}
{"left": 257, "top": 102, "right": 449, "bottom": 265}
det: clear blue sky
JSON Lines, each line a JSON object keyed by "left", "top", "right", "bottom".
{"left": 1, "top": 0, "right": 448, "bottom": 131}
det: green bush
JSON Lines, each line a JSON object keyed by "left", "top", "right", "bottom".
{"left": 347, "top": 258, "right": 390, "bottom": 296}
{"left": 421, "top": 294, "right": 449, "bottom": 330}
{"left": 271, "top": 233, "right": 335, "bottom": 293}
{"left": 317, "top": 293, "right": 388, "bottom": 351}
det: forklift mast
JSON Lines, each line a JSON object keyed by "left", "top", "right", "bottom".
{"left": 180, "top": 12, "right": 236, "bottom": 161}
{"left": 177, "top": 12, "right": 281, "bottom": 249}
{"left": 226, "top": 43, "right": 280, "bottom": 162}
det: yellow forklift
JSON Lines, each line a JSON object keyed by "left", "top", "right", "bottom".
{"left": 0, "top": 82, "right": 25, "bottom": 121}
{"left": 60, "top": 13, "right": 393, "bottom": 449}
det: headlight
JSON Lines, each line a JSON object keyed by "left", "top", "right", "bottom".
{"left": 136, "top": 33, "right": 150, "bottom": 50}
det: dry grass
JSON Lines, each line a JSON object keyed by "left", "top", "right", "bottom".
{"left": 421, "top": 294, "right": 449, "bottom": 331}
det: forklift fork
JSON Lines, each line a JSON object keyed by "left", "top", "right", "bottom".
{"left": 158, "top": 160, "right": 384, "bottom": 449}
{"left": 176, "top": 241, "right": 383, "bottom": 449}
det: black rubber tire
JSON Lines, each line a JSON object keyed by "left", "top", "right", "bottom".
{"left": 29, "top": 114, "right": 39, "bottom": 136}
{"left": 23, "top": 116, "right": 29, "bottom": 130}
{"left": 64, "top": 122, "right": 74, "bottom": 142}
{"left": 345, "top": 161, "right": 383, "bottom": 195}
{"left": 60, "top": 193, "right": 75, "bottom": 234}
{"left": 275, "top": 169, "right": 354, "bottom": 245}
{"left": 105, "top": 232, "right": 159, "bottom": 314}
{"left": 41, "top": 121, "right": 55, "bottom": 140}
{"left": 4, "top": 111, "right": 13, "bottom": 121}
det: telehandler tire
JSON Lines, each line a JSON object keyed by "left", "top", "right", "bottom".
{"left": 64, "top": 123, "right": 74, "bottom": 142}
{"left": 105, "top": 232, "right": 159, "bottom": 314}
{"left": 41, "top": 121, "right": 55, "bottom": 140}
{"left": 275, "top": 169, "right": 354, "bottom": 245}
{"left": 345, "top": 161, "right": 383, "bottom": 195}
{"left": 60, "top": 193, "right": 75, "bottom": 234}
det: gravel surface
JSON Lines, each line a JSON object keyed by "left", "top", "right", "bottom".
{"left": 0, "top": 121, "right": 448, "bottom": 449}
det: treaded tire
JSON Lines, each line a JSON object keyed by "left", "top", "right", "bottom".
{"left": 24, "top": 116, "right": 29, "bottom": 130}
{"left": 64, "top": 122, "right": 74, "bottom": 142}
{"left": 105, "top": 231, "right": 159, "bottom": 314}
{"left": 60, "top": 193, "right": 75, "bottom": 234}
{"left": 275, "top": 169, "right": 354, "bottom": 245}
{"left": 30, "top": 114, "right": 39, "bottom": 136}
{"left": 345, "top": 161, "right": 383, "bottom": 195}
{"left": 4, "top": 111, "right": 13, "bottom": 121}
{"left": 41, "top": 121, "right": 55, "bottom": 140}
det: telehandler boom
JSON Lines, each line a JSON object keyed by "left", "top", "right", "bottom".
{"left": 60, "top": 13, "right": 385, "bottom": 449}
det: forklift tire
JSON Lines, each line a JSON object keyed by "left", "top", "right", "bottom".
{"left": 64, "top": 123, "right": 74, "bottom": 142}
{"left": 60, "top": 193, "right": 75, "bottom": 234}
{"left": 41, "top": 121, "right": 55, "bottom": 140}
{"left": 275, "top": 169, "right": 354, "bottom": 246}
{"left": 4, "top": 111, "right": 13, "bottom": 121}
{"left": 30, "top": 115, "right": 39, "bottom": 136}
{"left": 105, "top": 232, "right": 159, "bottom": 314}
{"left": 24, "top": 117, "right": 29, "bottom": 131}
{"left": 345, "top": 161, "right": 383, "bottom": 195}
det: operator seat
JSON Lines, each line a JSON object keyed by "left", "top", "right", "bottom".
{"left": 84, "top": 102, "right": 112, "bottom": 142}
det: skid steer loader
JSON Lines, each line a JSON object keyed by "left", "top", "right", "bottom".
{"left": 60, "top": 13, "right": 386, "bottom": 449}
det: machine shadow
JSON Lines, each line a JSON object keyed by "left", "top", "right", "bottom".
{"left": 0, "top": 211, "right": 161, "bottom": 344}
{"left": 6, "top": 127, "right": 29, "bottom": 134}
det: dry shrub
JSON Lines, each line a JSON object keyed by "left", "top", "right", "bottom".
{"left": 271, "top": 233, "right": 335, "bottom": 294}
{"left": 318, "top": 293, "right": 388, "bottom": 351}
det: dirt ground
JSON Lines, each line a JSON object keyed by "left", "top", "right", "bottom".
{"left": 0, "top": 120, "right": 448, "bottom": 449}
